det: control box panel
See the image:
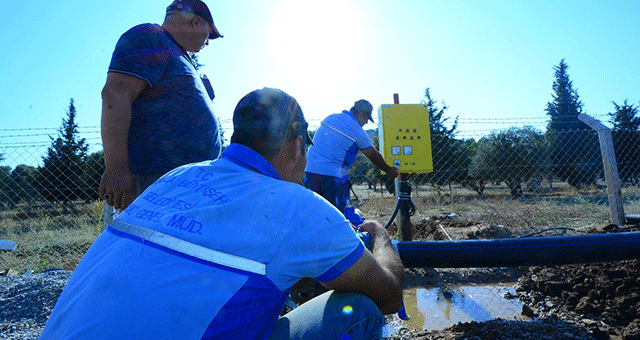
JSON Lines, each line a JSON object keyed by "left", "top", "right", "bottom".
{"left": 378, "top": 104, "right": 433, "bottom": 174}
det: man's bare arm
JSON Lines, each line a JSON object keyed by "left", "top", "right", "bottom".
{"left": 361, "top": 147, "right": 398, "bottom": 179}
{"left": 322, "top": 220, "right": 404, "bottom": 314}
{"left": 98, "top": 72, "right": 147, "bottom": 210}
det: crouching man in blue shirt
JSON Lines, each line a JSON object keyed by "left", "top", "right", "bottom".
{"left": 40, "top": 87, "right": 404, "bottom": 340}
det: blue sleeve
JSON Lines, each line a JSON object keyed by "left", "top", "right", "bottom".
{"left": 108, "top": 24, "right": 174, "bottom": 87}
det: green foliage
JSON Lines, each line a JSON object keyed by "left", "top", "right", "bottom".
{"left": 419, "top": 88, "right": 469, "bottom": 190}
{"left": 545, "top": 59, "right": 599, "bottom": 188}
{"left": 348, "top": 152, "right": 370, "bottom": 184}
{"left": 0, "top": 166, "right": 11, "bottom": 206}
{"left": 609, "top": 99, "right": 640, "bottom": 184}
{"left": 189, "top": 52, "right": 204, "bottom": 70}
{"left": 456, "top": 139, "right": 487, "bottom": 195}
{"left": 470, "top": 126, "right": 548, "bottom": 197}
{"left": 218, "top": 117, "right": 227, "bottom": 149}
{"left": 82, "top": 151, "right": 105, "bottom": 201}
{"left": 609, "top": 99, "right": 640, "bottom": 131}
{"left": 348, "top": 130, "right": 387, "bottom": 189}
{"left": 545, "top": 59, "right": 584, "bottom": 132}
{"left": 8, "top": 165, "right": 40, "bottom": 207}
{"left": 38, "top": 98, "right": 89, "bottom": 204}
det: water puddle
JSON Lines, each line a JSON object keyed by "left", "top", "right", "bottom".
{"left": 399, "top": 282, "right": 527, "bottom": 332}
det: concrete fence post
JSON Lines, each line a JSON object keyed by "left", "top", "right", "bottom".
{"left": 578, "top": 113, "right": 626, "bottom": 226}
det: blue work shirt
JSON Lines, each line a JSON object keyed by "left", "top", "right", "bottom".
{"left": 40, "top": 144, "right": 364, "bottom": 340}
{"left": 305, "top": 110, "right": 373, "bottom": 178}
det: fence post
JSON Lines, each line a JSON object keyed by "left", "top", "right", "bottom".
{"left": 103, "top": 201, "right": 114, "bottom": 231}
{"left": 578, "top": 113, "right": 626, "bottom": 225}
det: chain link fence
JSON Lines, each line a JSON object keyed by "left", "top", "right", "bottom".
{"left": 2, "top": 123, "right": 639, "bottom": 269}
{"left": 2, "top": 121, "right": 640, "bottom": 331}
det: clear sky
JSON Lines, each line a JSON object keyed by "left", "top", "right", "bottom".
{"left": 1, "top": 0, "right": 638, "bottom": 168}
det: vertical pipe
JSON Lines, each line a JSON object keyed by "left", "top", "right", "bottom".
{"left": 393, "top": 93, "right": 412, "bottom": 241}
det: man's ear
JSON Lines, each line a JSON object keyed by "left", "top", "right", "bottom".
{"left": 291, "top": 136, "right": 304, "bottom": 159}
{"left": 190, "top": 15, "right": 202, "bottom": 29}
{"left": 272, "top": 136, "right": 304, "bottom": 183}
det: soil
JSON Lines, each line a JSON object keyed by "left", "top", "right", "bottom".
{"left": 377, "top": 215, "right": 640, "bottom": 340}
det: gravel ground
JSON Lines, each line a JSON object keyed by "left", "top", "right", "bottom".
{"left": 0, "top": 270, "right": 70, "bottom": 340}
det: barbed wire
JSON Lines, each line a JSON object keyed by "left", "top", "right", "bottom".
{"left": 0, "top": 113, "right": 617, "bottom": 148}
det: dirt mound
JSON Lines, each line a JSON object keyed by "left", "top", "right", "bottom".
{"left": 400, "top": 317, "right": 600, "bottom": 340}
{"left": 388, "top": 214, "right": 513, "bottom": 241}
{"left": 516, "top": 259, "right": 640, "bottom": 339}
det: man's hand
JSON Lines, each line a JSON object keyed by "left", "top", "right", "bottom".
{"left": 324, "top": 219, "right": 405, "bottom": 314}
{"left": 359, "top": 219, "right": 384, "bottom": 238}
{"left": 99, "top": 168, "right": 136, "bottom": 210}
{"left": 361, "top": 148, "right": 399, "bottom": 180}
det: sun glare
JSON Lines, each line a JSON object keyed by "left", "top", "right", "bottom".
{"left": 270, "top": 0, "right": 365, "bottom": 86}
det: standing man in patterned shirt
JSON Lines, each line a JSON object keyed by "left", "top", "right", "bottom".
{"left": 99, "top": 0, "right": 223, "bottom": 211}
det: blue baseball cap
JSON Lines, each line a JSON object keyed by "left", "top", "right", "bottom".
{"left": 167, "top": 0, "right": 223, "bottom": 40}
{"left": 351, "top": 99, "right": 374, "bottom": 123}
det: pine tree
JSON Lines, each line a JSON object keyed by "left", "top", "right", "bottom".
{"left": 546, "top": 60, "right": 583, "bottom": 131}
{"left": 420, "top": 88, "right": 464, "bottom": 191}
{"left": 545, "top": 60, "right": 599, "bottom": 188}
{"left": 609, "top": 99, "right": 640, "bottom": 184}
{"left": 38, "top": 99, "right": 88, "bottom": 208}
{"left": 83, "top": 151, "right": 105, "bottom": 201}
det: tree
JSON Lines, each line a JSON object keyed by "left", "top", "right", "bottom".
{"left": 545, "top": 59, "right": 599, "bottom": 188}
{"left": 346, "top": 130, "right": 394, "bottom": 194}
{"left": 609, "top": 99, "right": 640, "bottom": 184}
{"left": 8, "top": 165, "right": 40, "bottom": 208}
{"left": 189, "top": 52, "right": 204, "bottom": 70}
{"left": 218, "top": 117, "right": 228, "bottom": 151}
{"left": 454, "top": 139, "right": 487, "bottom": 196}
{"left": 348, "top": 152, "right": 370, "bottom": 185}
{"left": 419, "top": 88, "right": 466, "bottom": 191}
{"left": 470, "top": 127, "right": 548, "bottom": 197}
{"left": 0, "top": 166, "right": 10, "bottom": 209}
{"left": 82, "top": 151, "right": 105, "bottom": 201}
{"left": 38, "top": 98, "right": 89, "bottom": 209}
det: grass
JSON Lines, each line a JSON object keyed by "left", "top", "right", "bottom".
{"left": 2, "top": 182, "right": 638, "bottom": 274}
{"left": 354, "top": 181, "right": 626, "bottom": 237}
{"left": 1, "top": 201, "right": 103, "bottom": 273}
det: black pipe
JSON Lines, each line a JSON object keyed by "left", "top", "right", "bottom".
{"left": 396, "top": 231, "right": 640, "bottom": 268}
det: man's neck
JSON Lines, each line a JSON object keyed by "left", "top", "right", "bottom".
{"left": 161, "top": 23, "right": 189, "bottom": 51}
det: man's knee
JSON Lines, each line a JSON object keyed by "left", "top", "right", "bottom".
{"left": 326, "top": 291, "right": 383, "bottom": 324}
{"left": 330, "top": 292, "right": 384, "bottom": 340}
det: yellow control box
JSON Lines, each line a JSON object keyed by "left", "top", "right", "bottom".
{"left": 377, "top": 104, "right": 433, "bottom": 174}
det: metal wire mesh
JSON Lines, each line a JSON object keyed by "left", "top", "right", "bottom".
{"left": 1, "top": 124, "right": 639, "bottom": 279}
